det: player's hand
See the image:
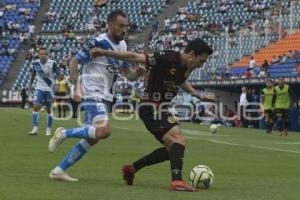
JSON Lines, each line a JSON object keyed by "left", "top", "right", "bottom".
{"left": 202, "top": 96, "right": 216, "bottom": 103}
{"left": 136, "top": 66, "right": 146, "bottom": 76}
{"left": 90, "top": 48, "right": 104, "bottom": 59}
{"left": 73, "top": 87, "right": 82, "bottom": 102}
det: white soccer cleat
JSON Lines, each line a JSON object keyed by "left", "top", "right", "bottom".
{"left": 49, "top": 170, "right": 78, "bottom": 182}
{"left": 46, "top": 128, "right": 51, "bottom": 136}
{"left": 48, "top": 127, "right": 66, "bottom": 152}
{"left": 29, "top": 126, "right": 38, "bottom": 135}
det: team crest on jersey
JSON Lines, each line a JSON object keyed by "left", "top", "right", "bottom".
{"left": 148, "top": 53, "right": 156, "bottom": 66}
{"left": 167, "top": 116, "right": 176, "bottom": 124}
{"left": 170, "top": 68, "right": 176, "bottom": 75}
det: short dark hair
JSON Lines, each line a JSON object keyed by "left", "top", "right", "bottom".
{"left": 38, "top": 47, "right": 47, "bottom": 53}
{"left": 107, "top": 9, "right": 127, "bottom": 23}
{"left": 184, "top": 38, "right": 213, "bottom": 56}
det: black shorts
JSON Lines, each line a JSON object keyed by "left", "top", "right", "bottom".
{"left": 55, "top": 92, "right": 68, "bottom": 102}
{"left": 275, "top": 109, "right": 290, "bottom": 120}
{"left": 138, "top": 105, "right": 179, "bottom": 144}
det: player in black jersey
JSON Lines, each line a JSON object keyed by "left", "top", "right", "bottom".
{"left": 90, "top": 38, "right": 213, "bottom": 192}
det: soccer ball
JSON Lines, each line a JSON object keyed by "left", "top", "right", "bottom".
{"left": 189, "top": 165, "right": 214, "bottom": 189}
{"left": 210, "top": 124, "right": 218, "bottom": 134}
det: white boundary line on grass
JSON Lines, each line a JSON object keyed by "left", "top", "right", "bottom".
{"left": 186, "top": 136, "right": 300, "bottom": 155}
{"left": 275, "top": 142, "right": 300, "bottom": 145}
{"left": 113, "top": 126, "right": 230, "bottom": 137}
{"left": 183, "top": 129, "right": 233, "bottom": 137}
{"left": 113, "top": 126, "right": 300, "bottom": 155}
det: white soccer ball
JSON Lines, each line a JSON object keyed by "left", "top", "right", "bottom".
{"left": 189, "top": 165, "right": 214, "bottom": 189}
{"left": 210, "top": 124, "right": 218, "bottom": 134}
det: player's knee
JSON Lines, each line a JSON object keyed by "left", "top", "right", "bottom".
{"left": 165, "top": 133, "right": 186, "bottom": 147}
{"left": 95, "top": 126, "right": 111, "bottom": 139}
{"left": 178, "top": 135, "right": 187, "bottom": 146}
{"left": 33, "top": 106, "right": 40, "bottom": 112}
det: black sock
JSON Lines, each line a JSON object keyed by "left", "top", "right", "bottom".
{"left": 133, "top": 147, "right": 169, "bottom": 172}
{"left": 58, "top": 105, "right": 61, "bottom": 117}
{"left": 169, "top": 143, "right": 185, "bottom": 181}
{"left": 284, "top": 121, "right": 289, "bottom": 130}
{"left": 269, "top": 121, "right": 274, "bottom": 130}
{"left": 277, "top": 119, "right": 283, "bottom": 131}
{"left": 266, "top": 121, "right": 273, "bottom": 132}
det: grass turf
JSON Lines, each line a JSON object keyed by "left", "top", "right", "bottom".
{"left": 0, "top": 108, "right": 300, "bottom": 200}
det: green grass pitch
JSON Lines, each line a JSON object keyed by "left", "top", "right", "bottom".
{"left": 0, "top": 108, "right": 300, "bottom": 200}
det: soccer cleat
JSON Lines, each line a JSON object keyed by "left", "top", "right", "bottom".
{"left": 122, "top": 164, "right": 136, "bottom": 185}
{"left": 49, "top": 170, "right": 78, "bottom": 182}
{"left": 48, "top": 127, "right": 66, "bottom": 152}
{"left": 169, "top": 180, "right": 197, "bottom": 192}
{"left": 29, "top": 127, "right": 38, "bottom": 135}
{"left": 46, "top": 128, "right": 51, "bottom": 136}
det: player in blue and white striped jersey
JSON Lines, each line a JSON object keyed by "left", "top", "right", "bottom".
{"left": 29, "top": 47, "right": 60, "bottom": 136}
{"left": 48, "top": 10, "right": 144, "bottom": 182}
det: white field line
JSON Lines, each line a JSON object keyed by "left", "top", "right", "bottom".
{"left": 114, "top": 126, "right": 300, "bottom": 154}
{"left": 186, "top": 136, "right": 300, "bottom": 155}
{"left": 183, "top": 129, "right": 233, "bottom": 137}
{"left": 275, "top": 142, "right": 300, "bottom": 145}
{"left": 113, "top": 126, "right": 229, "bottom": 137}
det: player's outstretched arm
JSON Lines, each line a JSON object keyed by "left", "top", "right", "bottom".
{"left": 180, "top": 81, "right": 215, "bottom": 103}
{"left": 90, "top": 48, "right": 147, "bottom": 64}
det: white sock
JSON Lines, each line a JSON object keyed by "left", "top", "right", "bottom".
{"left": 88, "top": 126, "right": 97, "bottom": 139}
{"left": 80, "top": 139, "right": 93, "bottom": 151}
{"left": 53, "top": 166, "right": 63, "bottom": 172}
{"left": 61, "top": 130, "right": 67, "bottom": 138}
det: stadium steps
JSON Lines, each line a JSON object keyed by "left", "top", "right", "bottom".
{"left": 232, "top": 30, "right": 300, "bottom": 68}
{"left": 0, "top": 0, "right": 53, "bottom": 90}
{"left": 128, "top": 0, "right": 190, "bottom": 49}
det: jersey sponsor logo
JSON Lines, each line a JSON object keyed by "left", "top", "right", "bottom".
{"left": 106, "top": 65, "right": 118, "bottom": 73}
{"left": 163, "top": 81, "right": 177, "bottom": 92}
{"left": 170, "top": 68, "right": 176, "bottom": 75}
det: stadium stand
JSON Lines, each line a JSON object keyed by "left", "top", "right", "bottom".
{"left": 41, "top": 0, "right": 167, "bottom": 33}
{"left": 144, "top": 0, "right": 300, "bottom": 81}
{"left": 11, "top": 0, "right": 169, "bottom": 89}
{"left": 152, "top": 0, "right": 300, "bottom": 82}
{"left": 9, "top": 0, "right": 300, "bottom": 90}
{"left": 0, "top": 0, "right": 39, "bottom": 86}
{"left": 227, "top": 1, "right": 300, "bottom": 78}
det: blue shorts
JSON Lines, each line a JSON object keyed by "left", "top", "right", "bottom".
{"left": 33, "top": 89, "right": 53, "bottom": 108}
{"left": 82, "top": 98, "right": 109, "bottom": 125}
